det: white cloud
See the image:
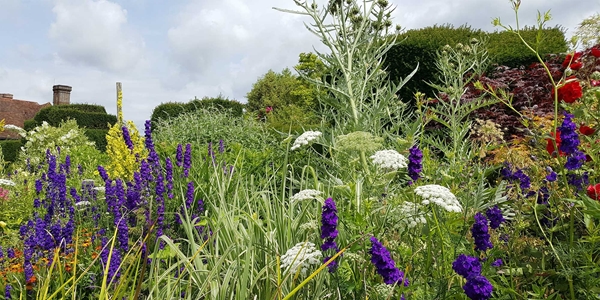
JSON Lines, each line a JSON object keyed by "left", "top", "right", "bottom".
{"left": 48, "top": 0, "right": 146, "bottom": 72}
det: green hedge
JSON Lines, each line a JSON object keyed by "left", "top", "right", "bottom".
{"left": 52, "top": 104, "right": 107, "bottom": 113}
{"left": 0, "top": 139, "right": 24, "bottom": 163}
{"left": 23, "top": 119, "right": 37, "bottom": 132}
{"left": 84, "top": 129, "right": 109, "bottom": 152}
{"left": 384, "top": 24, "right": 567, "bottom": 103}
{"left": 151, "top": 96, "right": 245, "bottom": 129}
{"left": 33, "top": 107, "right": 115, "bottom": 129}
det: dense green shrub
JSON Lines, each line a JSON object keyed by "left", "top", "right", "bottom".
{"left": 84, "top": 128, "right": 110, "bottom": 152}
{"left": 0, "top": 139, "right": 24, "bottom": 163}
{"left": 384, "top": 24, "right": 567, "bottom": 103}
{"left": 33, "top": 108, "right": 115, "bottom": 129}
{"left": 23, "top": 119, "right": 36, "bottom": 132}
{"left": 151, "top": 96, "right": 245, "bottom": 129}
{"left": 486, "top": 26, "right": 567, "bottom": 68}
{"left": 51, "top": 103, "right": 107, "bottom": 113}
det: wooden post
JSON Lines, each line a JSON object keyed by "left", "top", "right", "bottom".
{"left": 116, "top": 82, "right": 123, "bottom": 124}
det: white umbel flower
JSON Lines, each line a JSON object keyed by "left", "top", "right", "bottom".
{"left": 415, "top": 184, "right": 462, "bottom": 213}
{"left": 290, "top": 189, "right": 322, "bottom": 202}
{"left": 396, "top": 202, "right": 427, "bottom": 228}
{"left": 0, "top": 179, "right": 16, "bottom": 186}
{"left": 370, "top": 150, "right": 408, "bottom": 170}
{"left": 291, "top": 131, "right": 322, "bottom": 151}
{"left": 280, "top": 242, "right": 322, "bottom": 276}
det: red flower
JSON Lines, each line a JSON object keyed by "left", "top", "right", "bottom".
{"left": 265, "top": 106, "right": 273, "bottom": 113}
{"left": 580, "top": 125, "right": 596, "bottom": 136}
{"left": 587, "top": 183, "right": 600, "bottom": 200}
{"left": 569, "top": 62, "right": 583, "bottom": 70}
{"left": 592, "top": 80, "right": 600, "bottom": 87}
{"left": 546, "top": 131, "right": 566, "bottom": 156}
{"left": 562, "top": 52, "right": 582, "bottom": 69}
{"left": 554, "top": 77, "right": 583, "bottom": 103}
{"left": 592, "top": 47, "right": 600, "bottom": 58}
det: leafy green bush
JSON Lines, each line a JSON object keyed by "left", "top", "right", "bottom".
{"left": 34, "top": 107, "right": 115, "bottom": 129}
{"left": 486, "top": 26, "right": 567, "bottom": 68}
{"left": 0, "top": 139, "right": 24, "bottom": 163}
{"left": 151, "top": 96, "right": 245, "bottom": 130}
{"left": 23, "top": 119, "right": 36, "bottom": 132}
{"left": 51, "top": 103, "right": 107, "bottom": 113}
{"left": 84, "top": 128, "right": 110, "bottom": 152}
{"left": 384, "top": 24, "right": 567, "bottom": 103}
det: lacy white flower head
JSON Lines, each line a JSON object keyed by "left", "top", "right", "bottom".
{"left": 280, "top": 242, "right": 322, "bottom": 276}
{"left": 93, "top": 186, "right": 106, "bottom": 193}
{"left": 291, "top": 131, "right": 322, "bottom": 151}
{"left": 3, "top": 124, "right": 26, "bottom": 137}
{"left": 290, "top": 189, "right": 322, "bottom": 202}
{"left": 414, "top": 184, "right": 462, "bottom": 213}
{"left": 394, "top": 201, "right": 427, "bottom": 228}
{"left": 370, "top": 150, "right": 408, "bottom": 170}
{"left": 0, "top": 179, "right": 16, "bottom": 186}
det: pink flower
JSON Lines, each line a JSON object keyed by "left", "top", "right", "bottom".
{"left": 265, "top": 106, "right": 273, "bottom": 113}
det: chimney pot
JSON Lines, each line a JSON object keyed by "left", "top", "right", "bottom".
{"left": 53, "top": 85, "right": 72, "bottom": 105}
{"left": 0, "top": 93, "right": 13, "bottom": 99}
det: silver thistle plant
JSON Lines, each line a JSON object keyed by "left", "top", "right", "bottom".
{"left": 274, "top": 0, "right": 417, "bottom": 133}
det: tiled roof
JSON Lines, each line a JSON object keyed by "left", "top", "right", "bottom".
{"left": 0, "top": 96, "right": 51, "bottom": 139}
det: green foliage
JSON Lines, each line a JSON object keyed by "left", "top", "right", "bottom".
{"left": 23, "top": 119, "right": 37, "bottom": 132}
{"left": 150, "top": 96, "right": 245, "bottom": 129}
{"left": 84, "top": 128, "right": 110, "bottom": 152}
{"left": 573, "top": 13, "right": 600, "bottom": 48}
{"left": 0, "top": 139, "right": 24, "bottom": 163}
{"left": 385, "top": 24, "right": 567, "bottom": 102}
{"left": 486, "top": 26, "right": 567, "bottom": 68}
{"left": 51, "top": 103, "right": 107, "bottom": 113}
{"left": 33, "top": 107, "right": 115, "bottom": 129}
{"left": 187, "top": 95, "right": 245, "bottom": 117}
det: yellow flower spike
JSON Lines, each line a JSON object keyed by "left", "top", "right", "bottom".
{"left": 105, "top": 121, "right": 148, "bottom": 180}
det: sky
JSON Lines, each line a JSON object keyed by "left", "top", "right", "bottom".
{"left": 1, "top": 0, "right": 598, "bottom": 129}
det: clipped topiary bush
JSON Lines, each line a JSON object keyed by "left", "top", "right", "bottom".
{"left": 486, "top": 26, "right": 568, "bottom": 68}
{"left": 384, "top": 24, "right": 567, "bottom": 104}
{"left": 84, "top": 128, "right": 110, "bottom": 152}
{"left": 151, "top": 96, "right": 245, "bottom": 130}
{"left": 34, "top": 108, "right": 115, "bottom": 129}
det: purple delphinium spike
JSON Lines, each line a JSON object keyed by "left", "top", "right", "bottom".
{"left": 491, "top": 259, "right": 503, "bottom": 267}
{"left": 407, "top": 145, "right": 423, "bottom": 184}
{"left": 7, "top": 248, "right": 15, "bottom": 259}
{"left": 485, "top": 206, "right": 505, "bottom": 229}
{"left": 218, "top": 139, "right": 225, "bottom": 153}
{"left": 463, "top": 274, "right": 493, "bottom": 300}
{"left": 176, "top": 144, "right": 183, "bottom": 167}
{"left": 471, "top": 213, "right": 493, "bottom": 252}
{"left": 64, "top": 155, "right": 71, "bottom": 174}
{"left": 98, "top": 166, "right": 110, "bottom": 182}
{"left": 122, "top": 126, "right": 134, "bottom": 151}
{"left": 35, "top": 179, "right": 43, "bottom": 194}
{"left": 369, "top": 236, "right": 409, "bottom": 286}
{"left": 0, "top": 246, "right": 3, "bottom": 259}
{"left": 558, "top": 112, "right": 579, "bottom": 155}
{"left": 452, "top": 254, "right": 481, "bottom": 278}
{"left": 321, "top": 197, "right": 339, "bottom": 272}
{"left": 4, "top": 284, "right": 11, "bottom": 299}
{"left": 183, "top": 144, "right": 192, "bottom": 178}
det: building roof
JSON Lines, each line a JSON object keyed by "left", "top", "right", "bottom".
{"left": 0, "top": 95, "right": 51, "bottom": 139}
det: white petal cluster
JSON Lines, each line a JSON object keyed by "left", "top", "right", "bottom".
{"left": 280, "top": 242, "right": 322, "bottom": 276}
{"left": 3, "top": 124, "right": 26, "bottom": 137}
{"left": 414, "top": 184, "right": 462, "bottom": 213}
{"left": 370, "top": 150, "right": 408, "bottom": 170}
{"left": 395, "top": 202, "right": 427, "bottom": 228}
{"left": 93, "top": 186, "right": 106, "bottom": 193}
{"left": 291, "top": 131, "right": 322, "bottom": 151}
{"left": 0, "top": 179, "right": 16, "bottom": 186}
{"left": 290, "top": 189, "right": 322, "bottom": 202}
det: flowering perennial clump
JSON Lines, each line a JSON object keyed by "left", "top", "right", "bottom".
{"left": 291, "top": 131, "right": 322, "bottom": 150}
{"left": 370, "top": 150, "right": 408, "bottom": 170}
{"left": 280, "top": 242, "right": 322, "bottom": 276}
{"left": 414, "top": 184, "right": 462, "bottom": 212}
{"left": 369, "top": 236, "right": 408, "bottom": 286}
{"left": 290, "top": 189, "right": 322, "bottom": 202}
{"left": 452, "top": 254, "right": 481, "bottom": 278}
